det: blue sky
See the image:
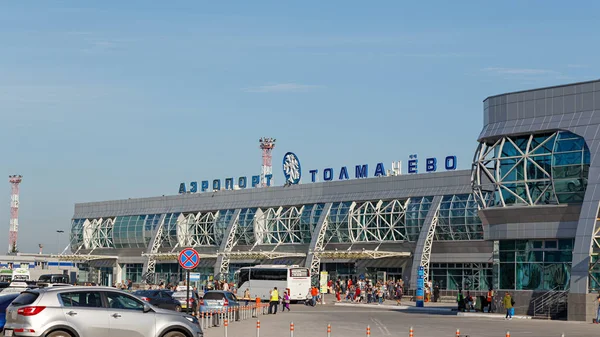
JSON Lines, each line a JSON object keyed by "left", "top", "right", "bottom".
{"left": 1, "top": 1, "right": 598, "bottom": 253}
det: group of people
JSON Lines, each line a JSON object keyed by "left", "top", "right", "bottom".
{"left": 332, "top": 277, "right": 406, "bottom": 305}
{"left": 267, "top": 287, "right": 291, "bottom": 314}
{"left": 456, "top": 288, "right": 516, "bottom": 320}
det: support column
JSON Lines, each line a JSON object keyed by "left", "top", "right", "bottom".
{"left": 305, "top": 203, "right": 333, "bottom": 285}
{"left": 568, "top": 199, "right": 600, "bottom": 321}
{"left": 142, "top": 214, "right": 167, "bottom": 283}
{"left": 215, "top": 209, "right": 242, "bottom": 280}
{"left": 409, "top": 196, "right": 442, "bottom": 290}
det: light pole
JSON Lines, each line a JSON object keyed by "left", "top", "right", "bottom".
{"left": 56, "top": 230, "right": 65, "bottom": 255}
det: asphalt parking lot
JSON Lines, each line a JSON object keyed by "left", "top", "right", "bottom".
{"left": 204, "top": 302, "right": 598, "bottom": 337}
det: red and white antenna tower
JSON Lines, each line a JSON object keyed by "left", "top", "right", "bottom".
{"left": 259, "top": 137, "right": 276, "bottom": 187}
{"left": 8, "top": 175, "right": 22, "bottom": 254}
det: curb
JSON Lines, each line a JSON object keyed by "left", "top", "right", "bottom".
{"left": 334, "top": 302, "right": 533, "bottom": 319}
{"left": 334, "top": 302, "right": 454, "bottom": 313}
{"left": 457, "top": 312, "right": 532, "bottom": 319}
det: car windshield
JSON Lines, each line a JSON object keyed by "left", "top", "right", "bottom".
{"left": 173, "top": 291, "right": 195, "bottom": 298}
{"left": 203, "top": 292, "right": 226, "bottom": 300}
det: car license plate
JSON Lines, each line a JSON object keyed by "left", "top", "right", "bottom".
{"left": 4, "top": 329, "right": 13, "bottom": 337}
{"left": 181, "top": 304, "right": 187, "bottom": 308}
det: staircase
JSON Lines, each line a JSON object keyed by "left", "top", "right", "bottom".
{"left": 532, "top": 286, "right": 568, "bottom": 320}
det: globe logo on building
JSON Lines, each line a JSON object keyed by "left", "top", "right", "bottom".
{"left": 283, "top": 152, "right": 301, "bottom": 185}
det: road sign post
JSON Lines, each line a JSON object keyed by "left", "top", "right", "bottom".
{"left": 179, "top": 248, "right": 201, "bottom": 314}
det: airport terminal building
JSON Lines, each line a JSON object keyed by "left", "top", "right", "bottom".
{"left": 67, "top": 80, "right": 600, "bottom": 321}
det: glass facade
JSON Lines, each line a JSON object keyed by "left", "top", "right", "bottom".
{"left": 498, "top": 239, "right": 573, "bottom": 290}
{"left": 326, "top": 202, "right": 353, "bottom": 243}
{"left": 72, "top": 196, "right": 480, "bottom": 250}
{"left": 435, "top": 194, "right": 485, "bottom": 241}
{"left": 235, "top": 208, "right": 257, "bottom": 246}
{"left": 406, "top": 197, "right": 433, "bottom": 241}
{"left": 430, "top": 263, "right": 492, "bottom": 290}
{"left": 124, "top": 263, "right": 143, "bottom": 283}
{"left": 160, "top": 213, "right": 180, "bottom": 248}
{"left": 70, "top": 219, "right": 85, "bottom": 250}
{"left": 473, "top": 131, "right": 590, "bottom": 207}
{"left": 113, "top": 214, "right": 160, "bottom": 249}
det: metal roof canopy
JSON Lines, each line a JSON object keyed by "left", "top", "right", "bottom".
{"left": 143, "top": 250, "right": 409, "bottom": 262}
{"left": 315, "top": 250, "right": 411, "bottom": 259}
{"left": 51, "top": 254, "right": 119, "bottom": 262}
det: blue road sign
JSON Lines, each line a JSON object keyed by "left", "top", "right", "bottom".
{"left": 178, "top": 248, "right": 200, "bottom": 270}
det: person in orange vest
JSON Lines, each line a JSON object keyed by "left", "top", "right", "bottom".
{"left": 486, "top": 288, "right": 495, "bottom": 313}
{"left": 310, "top": 286, "right": 319, "bottom": 306}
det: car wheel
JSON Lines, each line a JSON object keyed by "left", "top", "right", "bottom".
{"left": 163, "top": 331, "right": 188, "bottom": 337}
{"left": 175, "top": 305, "right": 182, "bottom": 312}
{"left": 46, "top": 330, "right": 74, "bottom": 337}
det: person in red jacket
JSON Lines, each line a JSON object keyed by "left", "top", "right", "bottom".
{"left": 355, "top": 286, "right": 362, "bottom": 303}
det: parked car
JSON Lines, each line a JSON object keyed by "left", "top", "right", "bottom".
{"left": 199, "top": 291, "right": 240, "bottom": 318}
{"left": 172, "top": 290, "right": 200, "bottom": 313}
{"left": 36, "top": 283, "right": 73, "bottom": 289}
{"left": 133, "top": 290, "right": 182, "bottom": 312}
{"left": 0, "top": 282, "right": 29, "bottom": 295}
{"left": 37, "top": 274, "right": 69, "bottom": 284}
{"left": 3, "top": 286, "right": 203, "bottom": 337}
{"left": 0, "top": 293, "right": 19, "bottom": 331}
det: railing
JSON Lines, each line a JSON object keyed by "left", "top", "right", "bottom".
{"left": 532, "top": 285, "right": 569, "bottom": 319}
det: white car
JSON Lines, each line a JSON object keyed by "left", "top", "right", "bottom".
{"left": 0, "top": 282, "right": 29, "bottom": 294}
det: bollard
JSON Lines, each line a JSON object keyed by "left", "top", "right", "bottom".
{"left": 290, "top": 322, "right": 294, "bottom": 337}
{"left": 409, "top": 326, "right": 414, "bottom": 337}
{"left": 327, "top": 324, "right": 331, "bottom": 337}
{"left": 224, "top": 318, "right": 228, "bottom": 337}
{"left": 367, "top": 325, "right": 371, "bottom": 336}
{"left": 505, "top": 331, "right": 510, "bottom": 337}
{"left": 209, "top": 310, "right": 213, "bottom": 328}
{"left": 256, "top": 320, "right": 261, "bottom": 337}
{"left": 456, "top": 328, "right": 460, "bottom": 337}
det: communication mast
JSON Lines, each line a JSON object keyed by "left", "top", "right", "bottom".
{"left": 8, "top": 175, "right": 22, "bottom": 254}
{"left": 259, "top": 137, "right": 276, "bottom": 187}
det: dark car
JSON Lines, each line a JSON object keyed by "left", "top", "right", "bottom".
{"left": 0, "top": 293, "right": 19, "bottom": 330}
{"left": 133, "top": 289, "right": 183, "bottom": 312}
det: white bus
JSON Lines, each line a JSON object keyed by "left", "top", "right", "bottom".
{"left": 235, "top": 265, "right": 311, "bottom": 302}
{"left": 11, "top": 268, "right": 30, "bottom": 282}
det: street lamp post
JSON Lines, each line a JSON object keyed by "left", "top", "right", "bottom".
{"left": 56, "top": 230, "right": 65, "bottom": 255}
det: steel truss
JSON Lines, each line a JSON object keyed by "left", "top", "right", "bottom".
{"left": 349, "top": 199, "right": 409, "bottom": 242}
{"left": 305, "top": 203, "right": 333, "bottom": 283}
{"left": 216, "top": 209, "right": 242, "bottom": 278}
{"left": 142, "top": 214, "right": 167, "bottom": 282}
{"left": 255, "top": 206, "right": 311, "bottom": 244}
{"left": 588, "top": 211, "right": 600, "bottom": 288}
{"left": 85, "top": 218, "right": 115, "bottom": 250}
{"left": 419, "top": 201, "right": 440, "bottom": 283}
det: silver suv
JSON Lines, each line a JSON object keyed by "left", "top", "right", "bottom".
{"left": 2, "top": 286, "right": 203, "bottom": 337}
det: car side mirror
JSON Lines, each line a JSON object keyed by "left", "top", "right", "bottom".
{"left": 143, "top": 304, "right": 152, "bottom": 313}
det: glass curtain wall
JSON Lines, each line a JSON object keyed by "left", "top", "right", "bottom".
{"left": 498, "top": 239, "right": 573, "bottom": 290}
{"left": 473, "top": 131, "right": 590, "bottom": 207}
{"left": 430, "top": 263, "right": 492, "bottom": 290}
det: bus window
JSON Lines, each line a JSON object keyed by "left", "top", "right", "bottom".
{"left": 237, "top": 269, "right": 249, "bottom": 288}
{"left": 250, "top": 269, "right": 287, "bottom": 281}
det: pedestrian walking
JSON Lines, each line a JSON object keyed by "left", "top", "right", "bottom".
{"left": 269, "top": 287, "right": 279, "bottom": 315}
{"left": 503, "top": 292, "right": 514, "bottom": 320}
{"left": 282, "top": 291, "right": 291, "bottom": 312}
